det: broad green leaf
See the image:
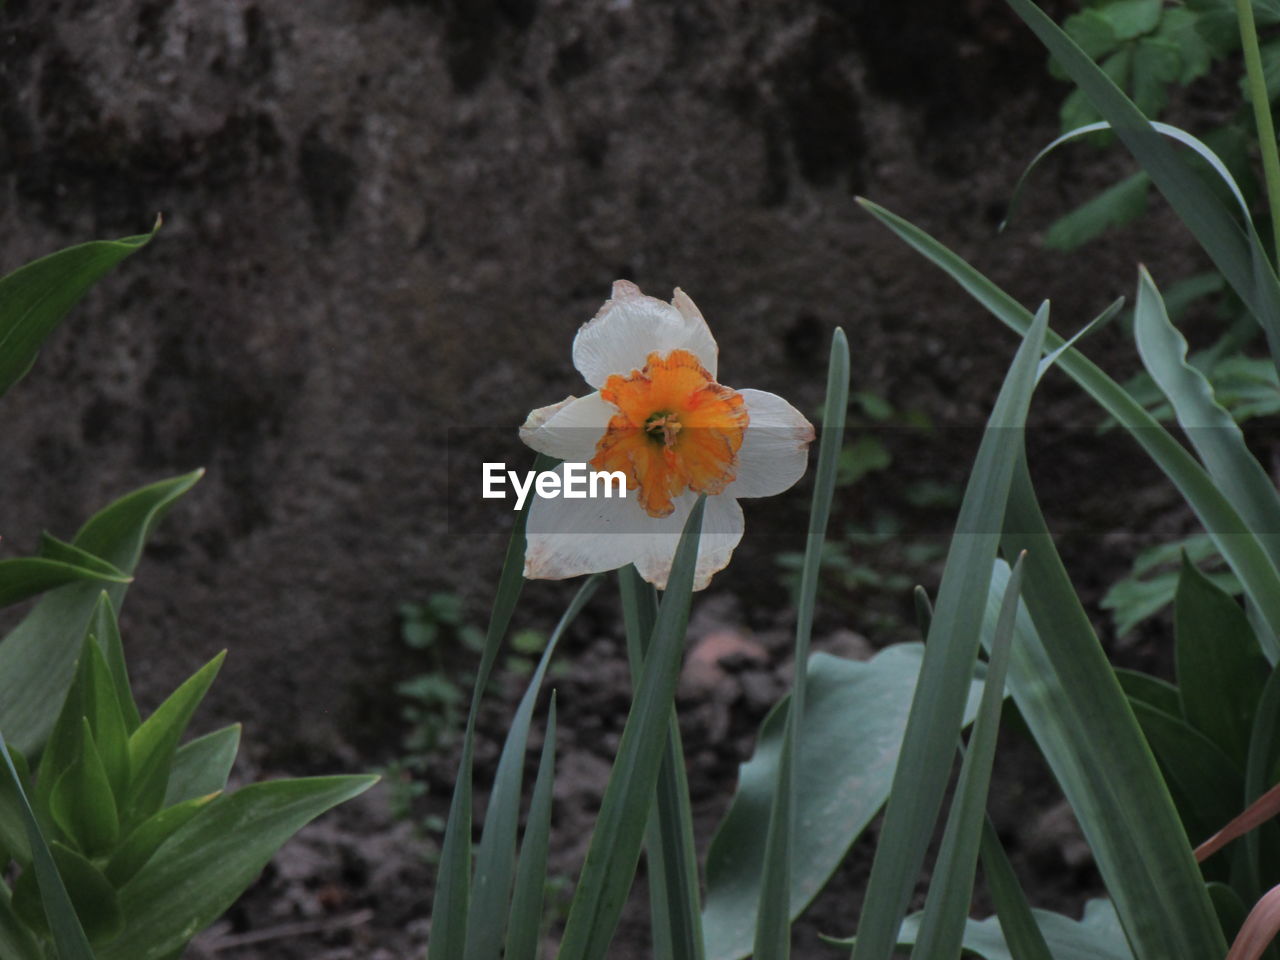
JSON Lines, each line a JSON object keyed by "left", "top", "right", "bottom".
{"left": 1130, "top": 699, "right": 1244, "bottom": 844}
{"left": 1103, "top": 556, "right": 1241, "bottom": 637}
{"left": 1189, "top": 0, "right": 1280, "bottom": 53}
{"left": 99, "top": 775, "right": 376, "bottom": 960}
{"left": 88, "top": 593, "right": 141, "bottom": 734}
{"left": 124, "top": 652, "right": 226, "bottom": 829}
{"left": 163, "top": 724, "right": 240, "bottom": 808}
{"left": 1062, "top": 8, "right": 1119, "bottom": 59}
{"left": 977, "top": 818, "right": 1055, "bottom": 960}
{"left": 850, "top": 303, "right": 1047, "bottom": 960}
{"left": 1134, "top": 267, "right": 1280, "bottom": 619}
{"left": 37, "top": 533, "right": 126, "bottom": 579}
{"left": 0, "top": 732, "right": 96, "bottom": 960}
{"left": 1131, "top": 37, "right": 1182, "bottom": 115}
{"left": 1157, "top": 7, "right": 1213, "bottom": 83}
{"left": 1244, "top": 663, "right": 1280, "bottom": 898}
{"left": 1175, "top": 557, "right": 1268, "bottom": 765}
{"left": 701, "top": 646, "right": 988, "bottom": 960}
{"left": 912, "top": 554, "right": 1024, "bottom": 959}
{"left": 79, "top": 637, "right": 130, "bottom": 806}
{"left": 505, "top": 696, "right": 557, "bottom": 960}
{"left": 465, "top": 575, "right": 601, "bottom": 960}
{"left": 0, "top": 747, "right": 33, "bottom": 866}
{"left": 50, "top": 719, "right": 120, "bottom": 858}
{"left": 754, "top": 327, "right": 849, "bottom": 960}
{"left": 997, "top": 463, "right": 1227, "bottom": 959}
{"left": 104, "top": 792, "right": 218, "bottom": 887}
{"left": 1102, "top": 0, "right": 1162, "bottom": 41}
{"left": 1060, "top": 49, "right": 1132, "bottom": 132}
{"left": 38, "top": 636, "right": 130, "bottom": 827}
{"left": 1207, "top": 881, "right": 1249, "bottom": 944}
{"left": 0, "top": 470, "right": 203, "bottom": 755}
{"left": 557, "top": 497, "right": 706, "bottom": 960}
{"left": 1044, "top": 172, "right": 1149, "bottom": 251}
{"left": 428, "top": 453, "right": 547, "bottom": 960}
{"left": 857, "top": 199, "right": 1280, "bottom": 662}
{"left": 620, "top": 565, "right": 702, "bottom": 960}
{"left": 0, "top": 888, "right": 41, "bottom": 960}
{"left": 1262, "top": 37, "right": 1280, "bottom": 101}
{"left": 830, "top": 898, "right": 1134, "bottom": 960}
{"left": 1211, "top": 354, "right": 1280, "bottom": 422}
{"left": 1115, "top": 667, "right": 1182, "bottom": 717}
{"left": 13, "top": 840, "right": 122, "bottom": 945}
{"left": 0, "top": 557, "right": 130, "bottom": 610}
{"left": 0, "top": 222, "right": 156, "bottom": 398}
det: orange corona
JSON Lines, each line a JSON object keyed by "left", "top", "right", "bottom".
{"left": 591, "top": 349, "right": 749, "bottom": 517}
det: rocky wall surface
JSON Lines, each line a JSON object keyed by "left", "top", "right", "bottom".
{"left": 0, "top": 0, "right": 1189, "bottom": 763}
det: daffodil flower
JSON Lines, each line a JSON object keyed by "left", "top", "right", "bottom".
{"left": 519, "top": 281, "right": 815, "bottom": 590}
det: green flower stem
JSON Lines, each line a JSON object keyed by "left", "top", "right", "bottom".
{"left": 1238, "top": 0, "right": 1280, "bottom": 270}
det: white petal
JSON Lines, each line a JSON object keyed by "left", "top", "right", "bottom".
{"left": 522, "top": 468, "right": 743, "bottom": 590}
{"left": 520, "top": 395, "right": 574, "bottom": 437}
{"left": 524, "top": 464, "right": 649, "bottom": 580}
{"left": 519, "top": 392, "right": 614, "bottom": 462}
{"left": 572, "top": 281, "right": 719, "bottom": 388}
{"left": 726, "top": 389, "right": 815, "bottom": 498}
{"left": 632, "top": 492, "right": 744, "bottom": 591}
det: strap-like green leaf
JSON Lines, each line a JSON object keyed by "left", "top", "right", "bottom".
{"left": 857, "top": 199, "right": 1280, "bottom": 661}
{"left": 978, "top": 817, "right": 1055, "bottom": 960}
{"left": 465, "top": 575, "right": 601, "bottom": 960}
{"left": 428, "top": 453, "right": 546, "bottom": 960}
{"left": 1134, "top": 267, "right": 1280, "bottom": 647}
{"left": 1004, "top": 122, "right": 1251, "bottom": 232}
{"left": 557, "top": 496, "right": 706, "bottom": 960}
{"left": 911, "top": 554, "right": 1024, "bottom": 959}
{"left": 1004, "top": 0, "right": 1280, "bottom": 372}
{"left": 504, "top": 695, "right": 557, "bottom": 960}
{"left": 753, "top": 328, "right": 849, "bottom": 960}
{"left": 850, "top": 304, "right": 1047, "bottom": 960}
{"left": 998, "top": 462, "right": 1226, "bottom": 959}
{"left": 619, "top": 565, "right": 703, "bottom": 960}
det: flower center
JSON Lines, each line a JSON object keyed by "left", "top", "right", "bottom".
{"left": 644, "top": 411, "right": 683, "bottom": 446}
{"left": 591, "top": 349, "right": 748, "bottom": 518}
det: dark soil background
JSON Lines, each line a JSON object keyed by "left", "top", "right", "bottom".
{"left": 0, "top": 0, "right": 1232, "bottom": 957}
